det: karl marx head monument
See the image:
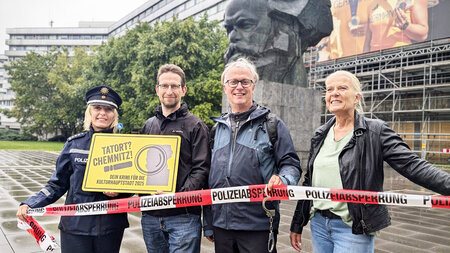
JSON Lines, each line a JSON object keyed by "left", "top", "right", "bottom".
{"left": 224, "top": 0, "right": 332, "bottom": 86}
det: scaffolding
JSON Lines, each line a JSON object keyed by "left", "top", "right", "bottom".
{"left": 305, "top": 38, "right": 450, "bottom": 164}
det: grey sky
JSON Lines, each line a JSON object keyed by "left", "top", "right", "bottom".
{"left": 0, "top": 0, "right": 148, "bottom": 54}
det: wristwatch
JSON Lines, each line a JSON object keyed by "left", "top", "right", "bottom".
{"left": 401, "top": 21, "right": 409, "bottom": 31}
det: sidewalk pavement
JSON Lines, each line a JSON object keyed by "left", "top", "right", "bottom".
{"left": 0, "top": 150, "right": 449, "bottom": 252}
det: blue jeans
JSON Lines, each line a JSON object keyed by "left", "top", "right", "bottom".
{"left": 310, "top": 212, "right": 374, "bottom": 253}
{"left": 141, "top": 213, "right": 201, "bottom": 253}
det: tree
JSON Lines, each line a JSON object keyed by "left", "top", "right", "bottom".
{"left": 48, "top": 47, "right": 93, "bottom": 137}
{"left": 5, "top": 48, "right": 92, "bottom": 138}
{"left": 5, "top": 16, "right": 227, "bottom": 138}
{"left": 87, "top": 16, "right": 227, "bottom": 130}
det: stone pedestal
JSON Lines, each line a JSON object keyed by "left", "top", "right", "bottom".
{"left": 222, "top": 81, "right": 322, "bottom": 169}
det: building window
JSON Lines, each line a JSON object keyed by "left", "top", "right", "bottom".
{"left": 185, "top": 0, "right": 195, "bottom": 9}
{"left": 158, "top": 0, "right": 167, "bottom": 9}
{"left": 217, "top": 2, "right": 226, "bottom": 12}
{"left": 174, "top": 4, "right": 185, "bottom": 14}
{"left": 166, "top": 10, "right": 175, "bottom": 19}
{"left": 146, "top": 7, "right": 153, "bottom": 16}
{"left": 207, "top": 6, "right": 216, "bottom": 16}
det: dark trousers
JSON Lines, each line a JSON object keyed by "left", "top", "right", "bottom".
{"left": 213, "top": 226, "right": 277, "bottom": 253}
{"left": 60, "top": 230, "right": 124, "bottom": 253}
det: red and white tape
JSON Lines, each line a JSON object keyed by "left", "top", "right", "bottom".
{"left": 17, "top": 217, "right": 59, "bottom": 251}
{"left": 26, "top": 185, "right": 449, "bottom": 217}
{"left": 20, "top": 185, "right": 449, "bottom": 251}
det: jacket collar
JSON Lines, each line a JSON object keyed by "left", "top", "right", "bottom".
{"left": 353, "top": 113, "right": 367, "bottom": 135}
{"left": 88, "top": 126, "right": 114, "bottom": 137}
{"left": 228, "top": 103, "right": 257, "bottom": 122}
{"left": 212, "top": 103, "right": 269, "bottom": 123}
{"left": 314, "top": 112, "right": 366, "bottom": 138}
{"left": 155, "top": 102, "right": 188, "bottom": 121}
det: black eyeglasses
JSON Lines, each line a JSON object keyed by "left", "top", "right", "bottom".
{"left": 158, "top": 84, "right": 182, "bottom": 90}
{"left": 225, "top": 79, "right": 254, "bottom": 88}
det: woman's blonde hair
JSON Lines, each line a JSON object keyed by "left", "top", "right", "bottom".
{"left": 325, "top": 70, "right": 365, "bottom": 114}
{"left": 83, "top": 105, "right": 119, "bottom": 132}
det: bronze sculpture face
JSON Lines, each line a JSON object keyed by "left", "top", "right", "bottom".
{"left": 223, "top": 0, "right": 333, "bottom": 86}
{"left": 224, "top": 0, "right": 272, "bottom": 61}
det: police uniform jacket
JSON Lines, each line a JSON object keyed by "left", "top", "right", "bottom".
{"left": 291, "top": 113, "right": 450, "bottom": 235}
{"left": 141, "top": 102, "right": 211, "bottom": 217}
{"left": 22, "top": 127, "right": 130, "bottom": 236}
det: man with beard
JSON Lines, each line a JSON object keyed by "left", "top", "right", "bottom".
{"left": 224, "top": 0, "right": 332, "bottom": 86}
{"left": 140, "top": 64, "right": 210, "bottom": 253}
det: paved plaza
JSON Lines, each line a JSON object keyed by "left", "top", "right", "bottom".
{"left": 0, "top": 150, "right": 449, "bottom": 252}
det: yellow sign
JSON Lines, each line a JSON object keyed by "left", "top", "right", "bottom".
{"left": 82, "top": 133, "right": 181, "bottom": 194}
{"left": 422, "top": 143, "right": 426, "bottom": 149}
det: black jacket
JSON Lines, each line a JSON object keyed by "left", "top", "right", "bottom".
{"left": 291, "top": 113, "right": 450, "bottom": 235}
{"left": 141, "top": 102, "right": 210, "bottom": 216}
{"left": 22, "top": 127, "right": 130, "bottom": 236}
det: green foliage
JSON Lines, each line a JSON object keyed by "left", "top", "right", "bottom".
{"left": 5, "top": 50, "right": 58, "bottom": 136}
{"left": 87, "top": 16, "right": 227, "bottom": 129}
{"left": 5, "top": 48, "right": 92, "bottom": 138}
{"left": 0, "top": 129, "right": 37, "bottom": 141}
{"left": 6, "top": 16, "right": 227, "bottom": 138}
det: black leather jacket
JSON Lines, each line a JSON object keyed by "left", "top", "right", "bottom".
{"left": 291, "top": 113, "right": 450, "bottom": 235}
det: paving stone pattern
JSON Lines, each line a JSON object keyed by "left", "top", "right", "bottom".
{"left": 0, "top": 150, "right": 448, "bottom": 252}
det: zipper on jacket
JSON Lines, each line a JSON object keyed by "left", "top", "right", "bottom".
{"left": 226, "top": 122, "right": 233, "bottom": 230}
{"left": 356, "top": 129, "right": 368, "bottom": 234}
{"left": 223, "top": 113, "right": 266, "bottom": 229}
{"left": 231, "top": 120, "right": 240, "bottom": 152}
{"left": 338, "top": 128, "right": 367, "bottom": 234}
{"left": 226, "top": 115, "right": 262, "bottom": 177}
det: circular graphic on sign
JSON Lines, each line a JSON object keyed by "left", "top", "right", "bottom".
{"left": 135, "top": 145, "right": 172, "bottom": 175}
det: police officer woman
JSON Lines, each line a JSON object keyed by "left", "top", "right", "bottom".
{"left": 17, "top": 86, "right": 129, "bottom": 253}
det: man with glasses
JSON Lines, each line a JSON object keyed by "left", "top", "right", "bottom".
{"left": 203, "top": 58, "right": 301, "bottom": 252}
{"left": 140, "top": 64, "right": 210, "bottom": 253}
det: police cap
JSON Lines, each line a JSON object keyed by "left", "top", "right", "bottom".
{"left": 85, "top": 86, "right": 122, "bottom": 109}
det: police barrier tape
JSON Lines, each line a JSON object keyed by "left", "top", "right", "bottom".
{"left": 26, "top": 185, "right": 449, "bottom": 217}
{"left": 17, "top": 217, "right": 59, "bottom": 251}
{"left": 21, "top": 185, "right": 449, "bottom": 251}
